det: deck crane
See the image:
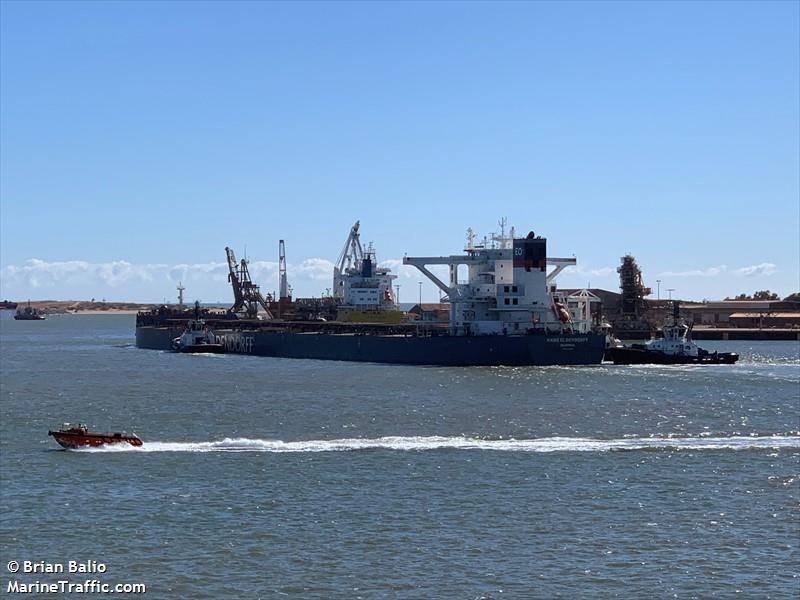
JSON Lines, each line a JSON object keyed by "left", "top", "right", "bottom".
{"left": 225, "top": 246, "right": 273, "bottom": 319}
{"left": 225, "top": 247, "right": 244, "bottom": 310}
{"left": 278, "top": 240, "right": 290, "bottom": 301}
{"left": 333, "top": 220, "right": 364, "bottom": 299}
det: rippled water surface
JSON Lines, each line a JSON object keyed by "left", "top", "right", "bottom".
{"left": 1, "top": 314, "right": 798, "bottom": 598}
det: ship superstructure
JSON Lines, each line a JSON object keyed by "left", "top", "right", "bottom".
{"left": 333, "top": 221, "right": 397, "bottom": 314}
{"left": 404, "top": 227, "right": 588, "bottom": 336}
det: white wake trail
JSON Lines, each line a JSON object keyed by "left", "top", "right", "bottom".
{"left": 78, "top": 435, "right": 800, "bottom": 454}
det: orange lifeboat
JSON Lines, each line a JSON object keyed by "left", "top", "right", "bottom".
{"left": 552, "top": 301, "right": 571, "bottom": 323}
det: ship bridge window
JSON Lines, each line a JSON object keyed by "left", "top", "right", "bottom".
{"left": 504, "top": 299, "right": 510, "bottom": 305}
{"left": 504, "top": 286, "right": 510, "bottom": 293}
{"left": 512, "top": 286, "right": 518, "bottom": 293}
{"left": 512, "top": 298, "right": 518, "bottom": 305}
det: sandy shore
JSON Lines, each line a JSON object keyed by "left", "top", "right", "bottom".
{"left": 11, "top": 301, "right": 159, "bottom": 315}
{"left": 62, "top": 309, "right": 143, "bottom": 315}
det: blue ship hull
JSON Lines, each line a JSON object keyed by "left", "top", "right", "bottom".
{"left": 136, "top": 325, "right": 606, "bottom": 366}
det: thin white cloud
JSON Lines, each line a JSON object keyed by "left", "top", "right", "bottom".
{"left": 1, "top": 257, "right": 336, "bottom": 290}
{"left": 734, "top": 262, "right": 777, "bottom": 277}
{"left": 658, "top": 263, "right": 777, "bottom": 278}
{"left": 658, "top": 265, "right": 728, "bottom": 277}
{"left": 167, "top": 262, "right": 230, "bottom": 284}
{"left": 563, "top": 265, "right": 617, "bottom": 278}
{"left": 246, "top": 261, "right": 279, "bottom": 282}
{"left": 293, "top": 258, "right": 335, "bottom": 281}
{"left": 4, "top": 259, "right": 168, "bottom": 288}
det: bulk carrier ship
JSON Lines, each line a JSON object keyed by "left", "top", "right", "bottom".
{"left": 136, "top": 222, "right": 606, "bottom": 366}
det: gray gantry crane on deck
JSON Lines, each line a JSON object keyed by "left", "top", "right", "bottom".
{"left": 225, "top": 246, "right": 273, "bottom": 319}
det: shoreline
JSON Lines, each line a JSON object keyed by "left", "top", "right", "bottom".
{"left": 2, "top": 300, "right": 158, "bottom": 315}
{"left": 62, "top": 309, "right": 142, "bottom": 315}
{"left": 1, "top": 308, "right": 141, "bottom": 315}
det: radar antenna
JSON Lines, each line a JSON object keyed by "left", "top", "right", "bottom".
{"left": 491, "top": 217, "right": 511, "bottom": 249}
{"left": 466, "top": 228, "right": 476, "bottom": 251}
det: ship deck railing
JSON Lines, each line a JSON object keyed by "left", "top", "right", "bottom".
{"left": 138, "top": 313, "right": 589, "bottom": 338}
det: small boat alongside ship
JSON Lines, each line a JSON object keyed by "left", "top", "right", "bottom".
{"left": 171, "top": 320, "right": 224, "bottom": 353}
{"left": 48, "top": 424, "right": 143, "bottom": 449}
{"left": 605, "top": 303, "right": 739, "bottom": 365}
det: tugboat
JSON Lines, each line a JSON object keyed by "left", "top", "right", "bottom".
{"left": 605, "top": 302, "right": 739, "bottom": 365}
{"left": 14, "top": 300, "right": 45, "bottom": 320}
{"left": 171, "top": 320, "right": 224, "bottom": 353}
{"left": 48, "top": 424, "right": 143, "bottom": 449}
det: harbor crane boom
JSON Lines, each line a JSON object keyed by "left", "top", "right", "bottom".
{"left": 225, "top": 246, "right": 274, "bottom": 319}
{"left": 225, "top": 247, "right": 244, "bottom": 309}
{"left": 333, "top": 220, "right": 364, "bottom": 299}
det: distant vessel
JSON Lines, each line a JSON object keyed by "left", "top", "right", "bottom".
{"left": 333, "top": 221, "right": 401, "bottom": 323}
{"left": 171, "top": 320, "right": 224, "bottom": 353}
{"left": 136, "top": 221, "right": 607, "bottom": 366}
{"left": 48, "top": 424, "right": 143, "bottom": 449}
{"left": 0, "top": 300, "right": 18, "bottom": 310}
{"left": 14, "top": 301, "right": 45, "bottom": 320}
{"left": 606, "top": 302, "right": 739, "bottom": 365}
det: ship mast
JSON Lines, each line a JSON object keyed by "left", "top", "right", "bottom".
{"left": 466, "top": 228, "right": 476, "bottom": 252}
{"left": 490, "top": 217, "right": 514, "bottom": 250}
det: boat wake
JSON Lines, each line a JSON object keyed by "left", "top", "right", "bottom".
{"left": 77, "top": 435, "right": 800, "bottom": 454}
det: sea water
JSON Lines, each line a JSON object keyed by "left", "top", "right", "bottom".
{"left": 1, "top": 314, "right": 798, "bottom": 598}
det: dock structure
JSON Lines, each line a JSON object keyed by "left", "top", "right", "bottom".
{"left": 691, "top": 328, "right": 800, "bottom": 341}
{"left": 611, "top": 254, "right": 653, "bottom": 337}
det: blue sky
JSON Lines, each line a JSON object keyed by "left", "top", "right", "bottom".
{"left": 1, "top": 1, "right": 798, "bottom": 303}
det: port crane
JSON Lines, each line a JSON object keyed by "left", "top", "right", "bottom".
{"left": 278, "top": 240, "right": 291, "bottom": 301}
{"left": 333, "top": 220, "right": 364, "bottom": 299}
{"left": 225, "top": 246, "right": 273, "bottom": 319}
